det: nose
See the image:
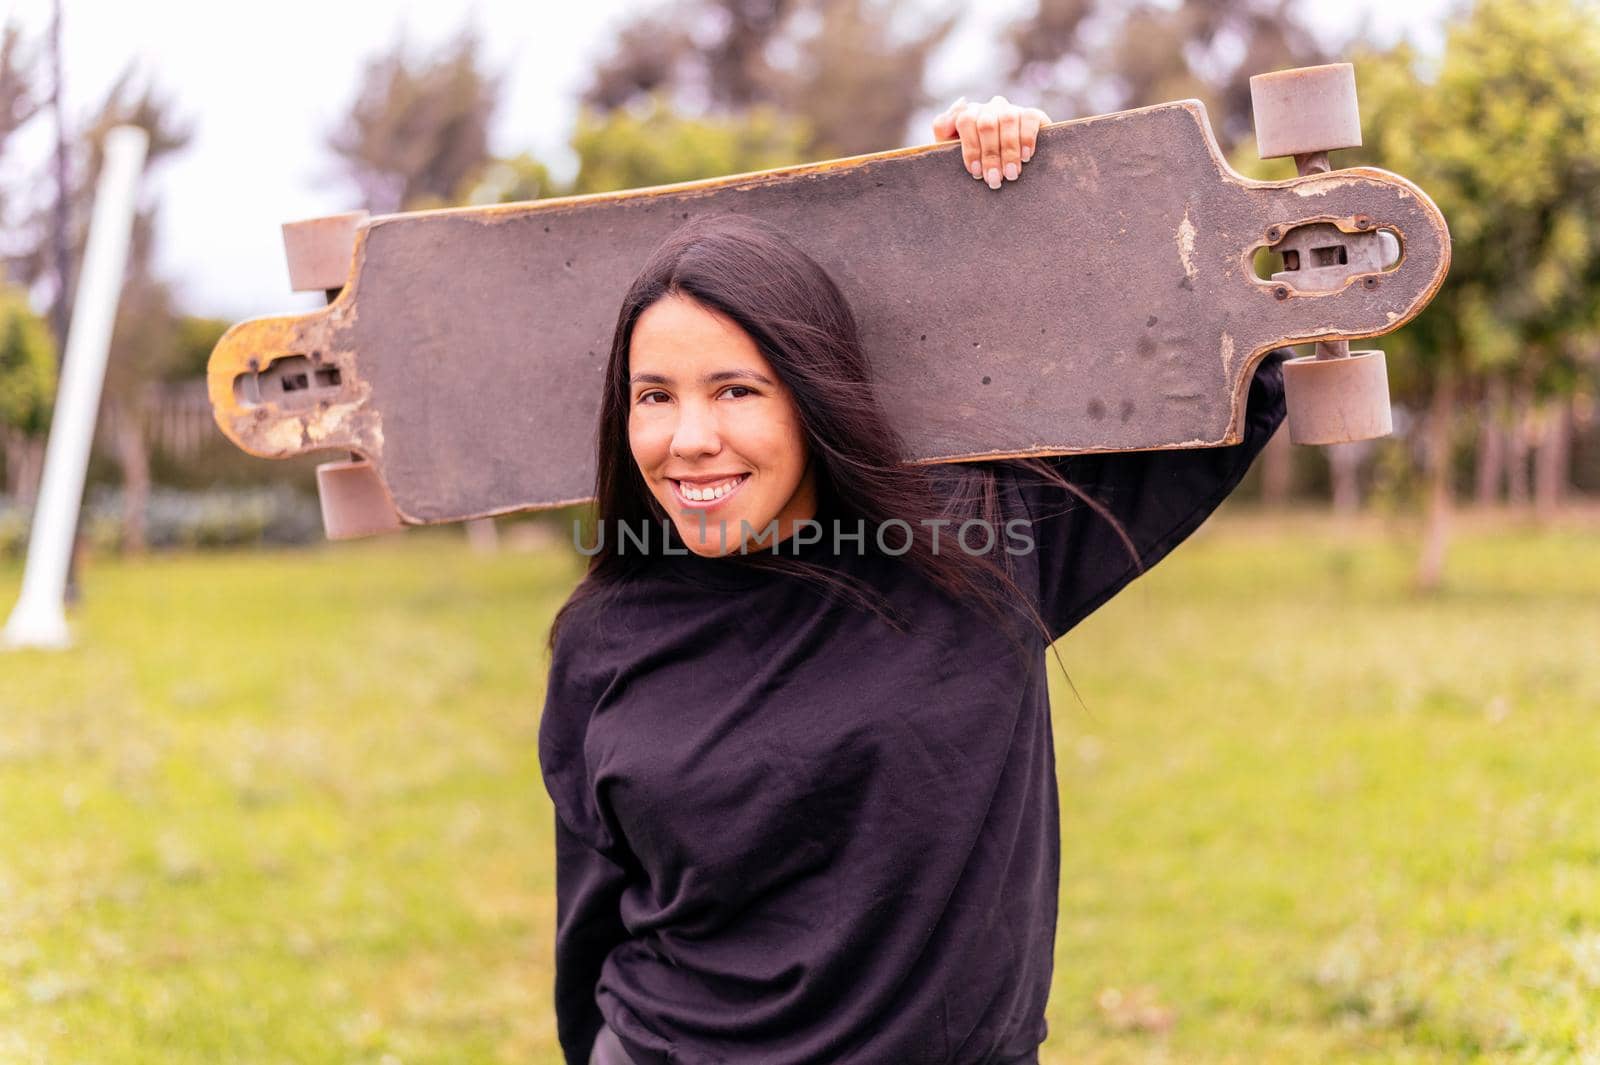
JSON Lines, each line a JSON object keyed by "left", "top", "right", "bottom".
{"left": 669, "top": 398, "right": 722, "bottom": 460}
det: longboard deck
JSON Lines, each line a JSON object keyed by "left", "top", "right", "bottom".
{"left": 209, "top": 100, "right": 1448, "bottom": 525}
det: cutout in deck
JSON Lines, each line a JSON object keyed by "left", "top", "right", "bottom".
{"left": 1253, "top": 222, "right": 1402, "bottom": 291}
{"left": 233, "top": 354, "right": 345, "bottom": 409}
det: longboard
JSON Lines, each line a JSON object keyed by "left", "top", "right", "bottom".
{"left": 208, "top": 73, "right": 1449, "bottom": 536}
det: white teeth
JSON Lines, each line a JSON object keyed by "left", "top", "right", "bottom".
{"left": 678, "top": 475, "right": 744, "bottom": 502}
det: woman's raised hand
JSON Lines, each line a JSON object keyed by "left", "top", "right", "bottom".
{"left": 931, "top": 95, "right": 1052, "bottom": 191}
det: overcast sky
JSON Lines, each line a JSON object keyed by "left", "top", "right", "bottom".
{"left": 4, "top": 0, "right": 1454, "bottom": 321}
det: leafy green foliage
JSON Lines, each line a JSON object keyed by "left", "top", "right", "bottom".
{"left": 567, "top": 96, "right": 811, "bottom": 195}
{"left": 0, "top": 285, "right": 56, "bottom": 434}
{"left": 467, "top": 152, "right": 559, "bottom": 205}
{"left": 1358, "top": 0, "right": 1600, "bottom": 395}
{"left": 170, "top": 316, "right": 230, "bottom": 380}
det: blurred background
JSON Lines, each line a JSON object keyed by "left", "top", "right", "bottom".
{"left": 1, "top": 1, "right": 1597, "bottom": 1062}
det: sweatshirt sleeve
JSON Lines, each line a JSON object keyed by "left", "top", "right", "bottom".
{"left": 1009, "top": 351, "right": 1287, "bottom": 642}
{"left": 539, "top": 601, "right": 631, "bottom": 1064}
{"left": 551, "top": 814, "right": 630, "bottom": 1064}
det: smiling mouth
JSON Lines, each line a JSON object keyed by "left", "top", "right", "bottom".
{"left": 670, "top": 473, "right": 750, "bottom": 508}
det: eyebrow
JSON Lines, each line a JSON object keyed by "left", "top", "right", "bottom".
{"left": 630, "top": 369, "right": 775, "bottom": 387}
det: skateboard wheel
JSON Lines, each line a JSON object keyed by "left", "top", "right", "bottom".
{"left": 1250, "top": 63, "right": 1361, "bottom": 160}
{"left": 283, "top": 210, "right": 369, "bottom": 293}
{"left": 315, "top": 458, "right": 404, "bottom": 540}
{"left": 1283, "top": 349, "right": 1392, "bottom": 445}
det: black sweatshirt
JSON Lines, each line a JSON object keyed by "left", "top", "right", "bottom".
{"left": 539, "top": 354, "right": 1287, "bottom": 1064}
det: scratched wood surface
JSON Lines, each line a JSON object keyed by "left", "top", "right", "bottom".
{"left": 208, "top": 101, "right": 1449, "bottom": 524}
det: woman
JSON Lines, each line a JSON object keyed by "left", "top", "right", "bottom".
{"left": 540, "top": 96, "right": 1288, "bottom": 1065}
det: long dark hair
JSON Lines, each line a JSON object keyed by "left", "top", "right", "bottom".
{"left": 549, "top": 213, "right": 1133, "bottom": 660}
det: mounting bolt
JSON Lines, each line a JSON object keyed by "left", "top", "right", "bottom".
{"left": 1266, "top": 226, "right": 1282, "bottom": 242}
{"left": 1274, "top": 286, "right": 1290, "bottom": 300}
{"left": 1363, "top": 276, "right": 1380, "bottom": 289}
{"left": 1354, "top": 215, "right": 1374, "bottom": 230}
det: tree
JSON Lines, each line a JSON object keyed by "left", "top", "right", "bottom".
{"left": 567, "top": 96, "right": 811, "bottom": 195}
{"left": 1003, "top": 0, "right": 1327, "bottom": 153}
{"left": 0, "top": 21, "right": 39, "bottom": 139}
{"left": 84, "top": 73, "right": 192, "bottom": 552}
{"left": 5, "top": 68, "right": 193, "bottom": 549}
{"left": 584, "top": 0, "right": 790, "bottom": 114}
{"left": 170, "top": 315, "right": 230, "bottom": 379}
{"left": 761, "top": 0, "right": 956, "bottom": 158}
{"left": 0, "top": 21, "right": 43, "bottom": 276}
{"left": 466, "top": 152, "right": 559, "bottom": 205}
{"left": 0, "top": 21, "right": 48, "bottom": 504}
{"left": 580, "top": 0, "right": 955, "bottom": 158}
{"left": 8, "top": 66, "right": 190, "bottom": 297}
{"left": 327, "top": 30, "right": 502, "bottom": 213}
{"left": 0, "top": 286, "right": 55, "bottom": 502}
{"left": 1356, "top": 0, "right": 1600, "bottom": 587}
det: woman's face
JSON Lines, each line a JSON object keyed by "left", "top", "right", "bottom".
{"left": 627, "top": 294, "right": 817, "bottom": 557}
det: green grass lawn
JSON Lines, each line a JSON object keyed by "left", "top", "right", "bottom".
{"left": 1, "top": 512, "right": 1596, "bottom": 1064}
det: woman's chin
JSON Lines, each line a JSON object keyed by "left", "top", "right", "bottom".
{"left": 673, "top": 515, "right": 749, "bottom": 557}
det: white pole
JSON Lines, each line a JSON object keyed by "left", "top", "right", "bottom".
{"left": 4, "top": 125, "right": 149, "bottom": 651}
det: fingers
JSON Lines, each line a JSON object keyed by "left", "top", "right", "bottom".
{"left": 954, "top": 107, "right": 982, "bottom": 179}
{"left": 998, "top": 105, "right": 1022, "bottom": 182}
{"left": 976, "top": 101, "right": 1003, "bottom": 189}
{"left": 946, "top": 95, "right": 1051, "bottom": 189}
{"left": 931, "top": 96, "right": 966, "bottom": 142}
{"left": 1020, "top": 107, "right": 1049, "bottom": 163}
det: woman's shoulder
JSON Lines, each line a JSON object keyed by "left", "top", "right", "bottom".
{"left": 545, "top": 580, "right": 624, "bottom": 688}
{"left": 541, "top": 580, "right": 626, "bottom": 753}
{"left": 545, "top": 568, "right": 696, "bottom": 679}
{"left": 547, "top": 576, "right": 633, "bottom": 665}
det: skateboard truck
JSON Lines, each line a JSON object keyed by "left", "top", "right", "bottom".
{"left": 1251, "top": 62, "right": 1394, "bottom": 445}
{"left": 281, "top": 210, "right": 405, "bottom": 539}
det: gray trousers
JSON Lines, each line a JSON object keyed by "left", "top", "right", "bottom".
{"left": 589, "top": 1024, "right": 635, "bottom": 1065}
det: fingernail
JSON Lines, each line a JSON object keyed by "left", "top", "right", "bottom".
{"left": 1004, "top": 163, "right": 1018, "bottom": 181}
{"left": 969, "top": 161, "right": 982, "bottom": 178}
{"left": 1021, "top": 146, "right": 1033, "bottom": 162}
{"left": 986, "top": 168, "right": 1001, "bottom": 189}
